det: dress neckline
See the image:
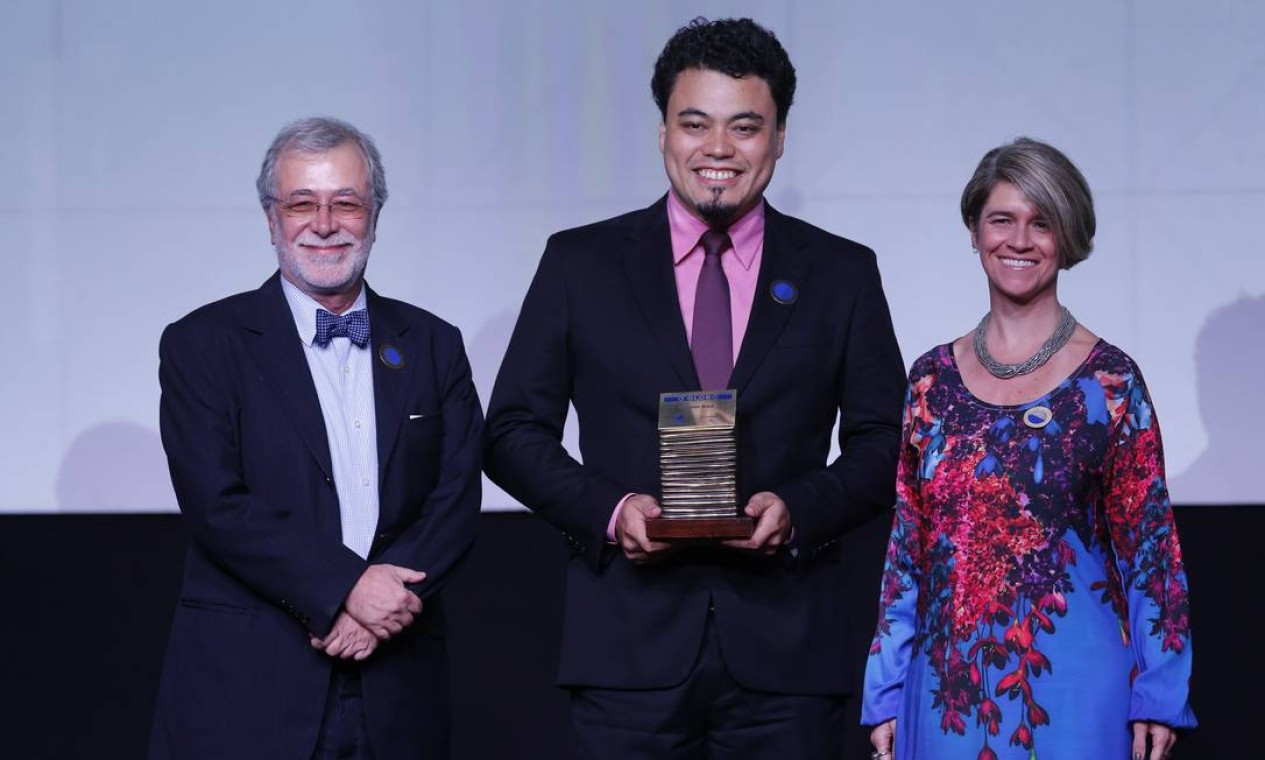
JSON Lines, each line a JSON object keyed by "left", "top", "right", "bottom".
{"left": 941, "top": 338, "right": 1107, "bottom": 411}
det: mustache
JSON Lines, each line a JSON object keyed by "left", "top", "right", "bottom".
{"left": 294, "top": 230, "right": 359, "bottom": 248}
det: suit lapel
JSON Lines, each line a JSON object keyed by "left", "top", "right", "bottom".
{"left": 367, "top": 287, "right": 415, "bottom": 498}
{"left": 623, "top": 197, "right": 699, "bottom": 389}
{"left": 241, "top": 274, "right": 334, "bottom": 481}
{"left": 730, "top": 203, "right": 811, "bottom": 394}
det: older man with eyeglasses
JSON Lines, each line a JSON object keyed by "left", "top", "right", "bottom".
{"left": 149, "top": 117, "right": 482, "bottom": 760}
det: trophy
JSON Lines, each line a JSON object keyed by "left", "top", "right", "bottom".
{"left": 646, "top": 390, "right": 754, "bottom": 540}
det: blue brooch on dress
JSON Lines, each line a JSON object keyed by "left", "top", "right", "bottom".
{"left": 1022, "top": 405, "right": 1053, "bottom": 429}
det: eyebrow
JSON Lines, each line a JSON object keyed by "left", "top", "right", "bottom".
{"left": 284, "top": 188, "right": 366, "bottom": 199}
{"left": 675, "top": 108, "right": 709, "bottom": 120}
{"left": 674, "top": 108, "right": 767, "bottom": 124}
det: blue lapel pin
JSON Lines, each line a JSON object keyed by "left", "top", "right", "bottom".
{"left": 770, "top": 280, "right": 798, "bottom": 305}
{"left": 378, "top": 343, "right": 405, "bottom": 370}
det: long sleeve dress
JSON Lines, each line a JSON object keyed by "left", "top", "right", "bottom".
{"left": 862, "top": 341, "right": 1195, "bottom": 759}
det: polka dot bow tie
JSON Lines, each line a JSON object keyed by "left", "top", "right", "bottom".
{"left": 314, "top": 308, "right": 370, "bottom": 348}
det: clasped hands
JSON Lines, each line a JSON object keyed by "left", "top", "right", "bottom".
{"left": 615, "top": 491, "right": 791, "bottom": 564}
{"left": 309, "top": 564, "right": 426, "bottom": 661}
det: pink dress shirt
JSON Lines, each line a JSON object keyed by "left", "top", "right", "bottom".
{"left": 607, "top": 192, "right": 767, "bottom": 541}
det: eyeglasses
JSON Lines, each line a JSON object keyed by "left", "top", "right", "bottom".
{"left": 270, "top": 198, "right": 370, "bottom": 220}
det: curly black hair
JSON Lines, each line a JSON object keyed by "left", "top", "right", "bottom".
{"left": 651, "top": 17, "right": 797, "bottom": 126}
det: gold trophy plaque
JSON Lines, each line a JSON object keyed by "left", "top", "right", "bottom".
{"left": 646, "top": 390, "right": 754, "bottom": 540}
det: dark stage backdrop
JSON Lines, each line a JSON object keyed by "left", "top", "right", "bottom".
{"left": 1, "top": 508, "right": 1255, "bottom": 759}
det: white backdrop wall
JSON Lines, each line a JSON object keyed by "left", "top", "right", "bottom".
{"left": 2, "top": 0, "right": 1261, "bottom": 512}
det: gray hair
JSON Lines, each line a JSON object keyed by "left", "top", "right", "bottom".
{"left": 256, "top": 116, "right": 388, "bottom": 215}
{"left": 960, "top": 137, "right": 1095, "bottom": 269}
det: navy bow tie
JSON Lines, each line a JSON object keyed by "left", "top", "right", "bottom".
{"left": 315, "top": 309, "right": 370, "bottom": 348}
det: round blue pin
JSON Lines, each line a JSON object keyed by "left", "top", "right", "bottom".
{"left": 1023, "top": 405, "right": 1053, "bottom": 429}
{"left": 378, "top": 343, "right": 405, "bottom": 370}
{"left": 770, "top": 280, "right": 798, "bottom": 304}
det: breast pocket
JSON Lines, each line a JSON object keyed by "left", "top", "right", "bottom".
{"left": 404, "top": 412, "right": 444, "bottom": 490}
{"left": 178, "top": 598, "right": 253, "bottom": 615}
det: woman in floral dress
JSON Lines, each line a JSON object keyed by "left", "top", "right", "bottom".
{"left": 862, "top": 138, "right": 1195, "bottom": 760}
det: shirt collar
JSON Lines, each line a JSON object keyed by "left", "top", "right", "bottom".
{"left": 279, "top": 276, "right": 369, "bottom": 347}
{"left": 666, "top": 189, "right": 765, "bottom": 271}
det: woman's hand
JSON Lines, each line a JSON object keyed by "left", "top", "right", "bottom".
{"left": 869, "top": 718, "right": 895, "bottom": 759}
{"left": 1131, "top": 721, "right": 1176, "bottom": 759}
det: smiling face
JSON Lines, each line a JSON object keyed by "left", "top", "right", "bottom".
{"left": 659, "top": 67, "right": 785, "bottom": 227}
{"left": 267, "top": 142, "right": 376, "bottom": 307}
{"left": 972, "top": 181, "right": 1060, "bottom": 305}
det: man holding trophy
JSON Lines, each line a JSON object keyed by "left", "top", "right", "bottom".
{"left": 485, "top": 17, "right": 905, "bottom": 759}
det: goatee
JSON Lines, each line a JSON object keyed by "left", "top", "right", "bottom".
{"left": 699, "top": 190, "right": 738, "bottom": 228}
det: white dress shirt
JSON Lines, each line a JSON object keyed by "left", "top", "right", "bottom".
{"left": 280, "top": 277, "right": 380, "bottom": 559}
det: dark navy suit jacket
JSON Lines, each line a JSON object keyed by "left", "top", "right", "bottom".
{"left": 485, "top": 198, "right": 905, "bottom": 695}
{"left": 151, "top": 273, "right": 481, "bottom": 760}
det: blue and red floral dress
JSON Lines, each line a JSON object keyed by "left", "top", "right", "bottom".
{"left": 862, "top": 341, "right": 1195, "bottom": 759}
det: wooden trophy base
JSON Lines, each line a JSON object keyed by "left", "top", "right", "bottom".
{"left": 645, "top": 516, "right": 754, "bottom": 541}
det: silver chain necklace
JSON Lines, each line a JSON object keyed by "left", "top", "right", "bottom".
{"left": 973, "top": 306, "right": 1077, "bottom": 379}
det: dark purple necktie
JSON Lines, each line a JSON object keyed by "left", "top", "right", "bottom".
{"left": 691, "top": 229, "right": 733, "bottom": 391}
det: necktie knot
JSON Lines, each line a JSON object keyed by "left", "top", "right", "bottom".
{"left": 701, "top": 229, "right": 733, "bottom": 260}
{"left": 315, "top": 309, "right": 370, "bottom": 348}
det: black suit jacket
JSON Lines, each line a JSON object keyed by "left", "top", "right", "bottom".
{"left": 150, "top": 273, "right": 481, "bottom": 760}
{"left": 485, "top": 197, "right": 904, "bottom": 694}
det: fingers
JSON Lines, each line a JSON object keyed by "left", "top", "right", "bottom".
{"left": 314, "top": 614, "right": 380, "bottom": 660}
{"left": 361, "top": 618, "right": 392, "bottom": 639}
{"left": 387, "top": 565, "right": 427, "bottom": 585}
{"left": 327, "top": 634, "right": 353, "bottom": 658}
{"left": 1131, "top": 721, "right": 1147, "bottom": 760}
{"left": 369, "top": 610, "right": 413, "bottom": 638}
{"left": 328, "top": 634, "right": 374, "bottom": 660}
{"left": 743, "top": 492, "right": 776, "bottom": 517}
{"left": 1131, "top": 721, "right": 1176, "bottom": 760}
{"left": 748, "top": 511, "right": 786, "bottom": 554}
{"left": 630, "top": 495, "right": 662, "bottom": 520}
{"left": 319, "top": 623, "right": 353, "bottom": 658}
{"left": 869, "top": 718, "right": 895, "bottom": 758}
{"left": 404, "top": 590, "right": 423, "bottom": 615}
{"left": 345, "top": 565, "right": 428, "bottom": 634}
{"left": 725, "top": 492, "right": 789, "bottom": 555}
{"left": 334, "top": 624, "right": 376, "bottom": 660}
{"left": 617, "top": 495, "right": 670, "bottom": 563}
{"left": 1148, "top": 723, "right": 1175, "bottom": 760}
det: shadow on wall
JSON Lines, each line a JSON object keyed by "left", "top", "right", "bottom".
{"left": 56, "top": 422, "right": 177, "bottom": 512}
{"left": 1170, "top": 293, "right": 1265, "bottom": 504}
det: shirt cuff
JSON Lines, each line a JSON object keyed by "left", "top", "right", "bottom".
{"left": 607, "top": 493, "right": 637, "bottom": 543}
